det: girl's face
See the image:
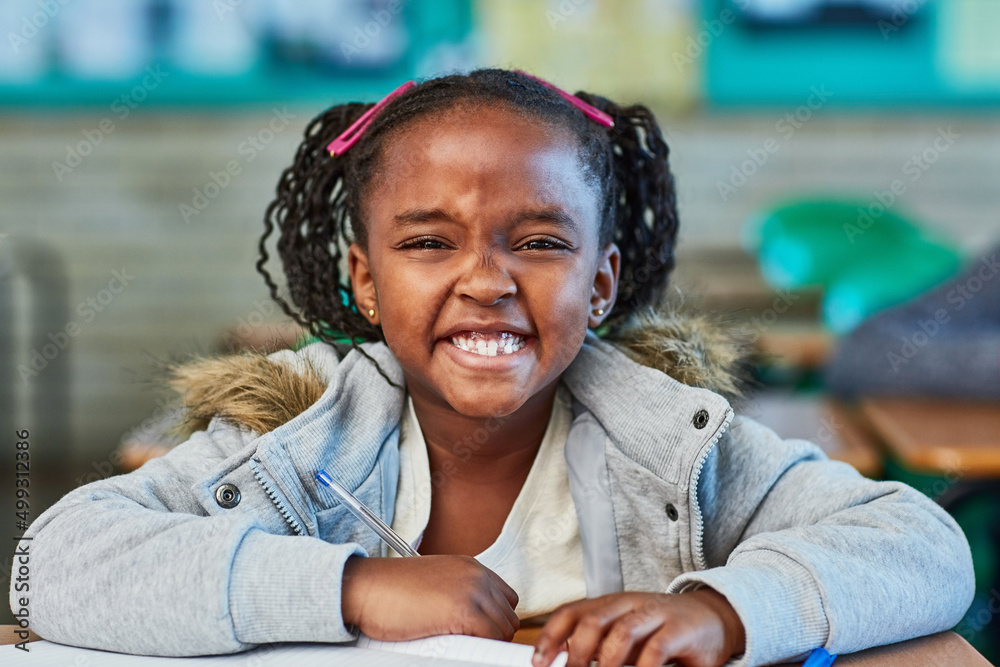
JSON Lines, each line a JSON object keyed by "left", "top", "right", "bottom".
{"left": 349, "top": 105, "right": 619, "bottom": 419}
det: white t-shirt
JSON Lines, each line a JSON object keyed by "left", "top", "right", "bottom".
{"left": 390, "top": 385, "right": 587, "bottom": 620}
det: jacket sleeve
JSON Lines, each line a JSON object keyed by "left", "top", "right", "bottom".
{"left": 667, "top": 415, "right": 975, "bottom": 667}
{"left": 9, "top": 419, "right": 366, "bottom": 656}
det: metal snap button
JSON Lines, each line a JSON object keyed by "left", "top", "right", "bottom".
{"left": 665, "top": 503, "right": 679, "bottom": 521}
{"left": 693, "top": 409, "right": 710, "bottom": 429}
{"left": 215, "top": 483, "right": 241, "bottom": 509}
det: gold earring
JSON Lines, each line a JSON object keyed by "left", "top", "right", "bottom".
{"left": 368, "top": 308, "right": 376, "bottom": 318}
{"left": 594, "top": 308, "right": 605, "bottom": 316}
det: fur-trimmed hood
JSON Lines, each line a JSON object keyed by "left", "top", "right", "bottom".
{"left": 169, "top": 305, "right": 749, "bottom": 437}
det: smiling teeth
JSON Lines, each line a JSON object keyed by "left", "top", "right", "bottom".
{"left": 450, "top": 331, "right": 525, "bottom": 356}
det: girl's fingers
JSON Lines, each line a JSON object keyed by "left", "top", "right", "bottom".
{"left": 486, "top": 568, "right": 520, "bottom": 610}
{"left": 486, "top": 586, "right": 520, "bottom": 640}
{"left": 470, "top": 583, "right": 521, "bottom": 642}
{"left": 634, "top": 627, "right": 684, "bottom": 667}
{"left": 595, "top": 610, "right": 665, "bottom": 667}
{"left": 495, "top": 588, "right": 522, "bottom": 635}
{"left": 536, "top": 597, "right": 639, "bottom": 667}
{"left": 564, "top": 612, "right": 623, "bottom": 667}
{"left": 470, "top": 600, "right": 510, "bottom": 642}
{"left": 533, "top": 601, "right": 590, "bottom": 666}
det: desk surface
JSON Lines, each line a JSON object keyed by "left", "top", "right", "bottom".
{"left": 755, "top": 327, "right": 834, "bottom": 370}
{"left": 6, "top": 627, "right": 980, "bottom": 666}
{"left": 861, "top": 397, "right": 1000, "bottom": 476}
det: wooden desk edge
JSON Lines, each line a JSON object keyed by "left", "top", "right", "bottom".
{"left": 0, "top": 626, "right": 40, "bottom": 645}
{"left": 824, "top": 400, "right": 883, "bottom": 478}
{"left": 860, "top": 400, "right": 1000, "bottom": 478}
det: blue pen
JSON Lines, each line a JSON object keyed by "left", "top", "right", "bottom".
{"left": 802, "top": 648, "right": 837, "bottom": 667}
{"left": 315, "top": 469, "right": 419, "bottom": 557}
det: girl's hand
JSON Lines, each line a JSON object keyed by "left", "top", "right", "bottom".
{"left": 341, "top": 555, "right": 520, "bottom": 641}
{"left": 532, "top": 590, "right": 746, "bottom": 667}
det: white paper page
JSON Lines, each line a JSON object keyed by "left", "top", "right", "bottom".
{"left": 2, "top": 638, "right": 568, "bottom": 667}
{"left": 357, "top": 633, "right": 568, "bottom": 667}
{"left": 3, "top": 640, "right": 258, "bottom": 666}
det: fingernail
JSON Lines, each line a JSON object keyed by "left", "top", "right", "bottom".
{"left": 532, "top": 649, "right": 544, "bottom": 666}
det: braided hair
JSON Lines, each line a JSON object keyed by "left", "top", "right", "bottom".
{"left": 258, "top": 67, "right": 679, "bottom": 386}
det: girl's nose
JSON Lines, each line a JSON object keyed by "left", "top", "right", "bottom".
{"left": 455, "top": 251, "right": 516, "bottom": 305}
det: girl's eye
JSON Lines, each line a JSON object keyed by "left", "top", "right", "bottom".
{"left": 400, "top": 237, "right": 448, "bottom": 250}
{"left": 519, "top": 238, "right": 567, "bottom": 251}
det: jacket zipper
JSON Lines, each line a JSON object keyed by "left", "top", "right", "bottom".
{"left": 249, "top": 458, "right": 305, "bottom": 536}
{"left": 689, "top": 408, "right": 734, "bottom": 571}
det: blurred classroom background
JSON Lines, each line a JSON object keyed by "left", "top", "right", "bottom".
{"left": 1, "top": 0, "right": 999, "bottom": 655}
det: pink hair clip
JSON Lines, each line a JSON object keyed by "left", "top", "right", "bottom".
{"left": 326, "top": 72, "right": 613, "bottom": 158}
{"left": 327, "top": 80, "right": 416, "bottom": 156}
{"left": 513, "top": 70, "right": 614, "bottom": 128}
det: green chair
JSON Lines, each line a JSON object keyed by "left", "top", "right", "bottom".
{"left": 743, "top": 198, "right": 961, "bottom": 333}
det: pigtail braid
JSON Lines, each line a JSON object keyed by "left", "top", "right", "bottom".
{"left": 257, "top": 103, "right": 401, "bottom": 388}
{"left": 575, "top": 93, "right": 679, "bottom": 332}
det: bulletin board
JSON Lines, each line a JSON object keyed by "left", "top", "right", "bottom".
{"left": 0, "top": 0, "right": 474, "bottom": 108}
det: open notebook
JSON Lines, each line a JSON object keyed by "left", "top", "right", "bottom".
{"left": 3, "top": 633, "right": 569, "bottom": 667}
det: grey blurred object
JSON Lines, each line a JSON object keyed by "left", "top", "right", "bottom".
{"left": 0, "top": 235, "right": 73, "bottom": 462}
{"left": 826, "top": 243, "right": 1000, "bottom": 399}
{"left": 118, "top": 399, "right": 188, "bottom": 472}
{"left": 116, "top": 319, "right": 304, "bottom": 471}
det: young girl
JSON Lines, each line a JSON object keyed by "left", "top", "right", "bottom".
{"left": 13, "top": 68, "right": 973, "bottom": 667}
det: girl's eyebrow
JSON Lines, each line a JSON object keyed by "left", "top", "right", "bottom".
{"left": 392, "top": 207, "right": 579, "bottom": 232}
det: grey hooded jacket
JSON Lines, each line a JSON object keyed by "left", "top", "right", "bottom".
{"left": 10, "top": 329, "right": 974, "bottom": 666}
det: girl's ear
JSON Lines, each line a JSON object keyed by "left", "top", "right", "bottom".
{"left": 589, "top": 242, "right": 620, "bottom": 328}
{"left": 348, "top": 243, "right": 379, "bottom": 325}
